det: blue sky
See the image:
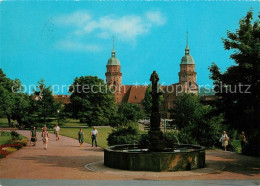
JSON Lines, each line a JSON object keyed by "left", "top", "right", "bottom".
{"left": 0, "top": 1, "right": 259, "bottom": 94}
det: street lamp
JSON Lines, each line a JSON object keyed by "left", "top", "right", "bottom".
{"left": 57, "top": 110, "right": 60, "bottom": 125}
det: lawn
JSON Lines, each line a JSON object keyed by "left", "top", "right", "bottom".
{"left": 0, "top": 131, "right": 28, "bottom": 145}
{"left": 59, "top": 127, "right": 112, "bottom": 148}
{"left": 0, "top": 118, "right": 10, "bottom": 127}
{"left": 0, "top": 135, "right": 10, "bottom": 145}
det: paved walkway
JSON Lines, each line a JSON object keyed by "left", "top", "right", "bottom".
{"left": 0, "top": 130, "right": 259, "bottom": 181}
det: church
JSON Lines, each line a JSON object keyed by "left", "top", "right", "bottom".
{"left": 105, "top": 40, "right": 198, "bottom": 118}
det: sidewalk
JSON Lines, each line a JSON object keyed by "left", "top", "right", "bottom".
{"left": 0, "top": 130, "right": 259, "bottom": 181}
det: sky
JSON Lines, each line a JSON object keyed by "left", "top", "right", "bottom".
{"left": 0, "top": 1, "right": 259, "bottom": 94}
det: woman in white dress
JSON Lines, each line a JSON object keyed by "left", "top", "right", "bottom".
{"left": 219, "top": 131, "right": 229, "bottom": 151}
{"left": 42, "top": 128, "right": 49, "bottom": 150}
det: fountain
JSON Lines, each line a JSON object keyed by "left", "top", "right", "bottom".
{"left": 104, "top": 71, "right": 205, "bottom": 171}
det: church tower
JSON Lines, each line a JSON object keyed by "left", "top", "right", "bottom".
{"left": 178, "top": 34, "right": 198, "bottom": 94}
{"left": 105, "top": 38, "right": 122, "bottom": 103}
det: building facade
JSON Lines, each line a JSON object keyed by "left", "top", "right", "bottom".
{"left": 105, "top": 40, "right": 198, "bottom": 118}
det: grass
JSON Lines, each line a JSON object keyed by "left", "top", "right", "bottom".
{"left": 230, "top": 140, "right": 242, "bottom": 153}
{"left": 0, "top": 135, "right": 11, "bottom": 145}
{"left": 51, "top": 118, "right": 87, "bottom": 127}
{"left": 0, "top": 117, "right": 90, "bottom": 128}
{"left": 59, "top": 127, "right": 112, "bottom": 148}
{"left": 0, "top": 132, "right": 28, "bottom": 145}
{"left": 0, "top": 118, "right": 10, "bottom": 127}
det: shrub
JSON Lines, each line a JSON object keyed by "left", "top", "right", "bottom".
{"left": 107, "top": 125, "right": 139, "bottom": 146}
{"left": 138, "top": 131, "right": 180, "bottom": 150}
{"left": 10, "top": 131, "right": 21, "bottom": 140}
{"left": 164, "top": 131, "right": 180, "bottom": 148}
{"left": 0, "top": 131, "right": 10, "bottom": 136}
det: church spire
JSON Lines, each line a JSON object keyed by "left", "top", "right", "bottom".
{"left": 112, "top": 36, "right": 116, "bottom": 57}
{"left": 185, "top": 32, "right": 190, "bottom": 55}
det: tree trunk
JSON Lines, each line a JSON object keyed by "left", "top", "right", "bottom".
{"left": 7, "top": 115, "right": 11, "bottom": 127}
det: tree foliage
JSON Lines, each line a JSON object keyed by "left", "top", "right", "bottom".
{"left": 67, "top": 76, "right": 116, "bottom": 126}
{"left": 208, "top": 10, "right": 260, "bottom": 155}
{"left": 109, "top": 103, "right": 144, "bottom": 127}
{"left": 34, "top": 79, "right": 61, "bottom": 123}
{"left": 142, "top": 85, "right": 163, "bottom": 115}
{"left": 0, "top": 69, "right": 36, "bottom": 127}
{"left": 170, "top": 93, "right": 225, "bottom": 148}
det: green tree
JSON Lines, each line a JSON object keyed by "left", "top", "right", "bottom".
{"left": 142, "top": 85, "right": 163, "bottom": 115}
{"left": 11, "top": 93, "right": 35, "bottom": 127}
{"left": 109, "top": 103, "right": 144, "bottom": 127}
{"left": 0, "top": 69, "right": 22, "bottom": 126}
{"left": 170, "top": 93, "right": 224, "bottom": 148}
{"left": 118, "top": 103, "right": 144, "bottom": 123}
{"left": 209, "top": 10, "right": 260, "bottom": 155}
{"left": 68, "top": 76, "right": 116, "bottom": 126}
{"left": 34, "top": 79, "right": 60, "bottom": 124}
{"left": 0, "top": 86, "right": 15, "bottom": 126}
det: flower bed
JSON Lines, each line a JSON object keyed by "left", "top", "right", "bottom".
{"left": 0, "top": 134, "right": 28, "bottom": 158}
{"left": 0, "top": 143, "right": 25, "bottom": 158}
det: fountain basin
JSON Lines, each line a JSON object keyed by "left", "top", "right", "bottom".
{"left": 104, "top": 144, "right": 205, "bottom": 171}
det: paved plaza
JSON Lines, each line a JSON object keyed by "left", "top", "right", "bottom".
{"left": 0, "top": 130, "right": 259, "bottom": 185}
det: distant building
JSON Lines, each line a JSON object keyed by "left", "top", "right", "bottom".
{"left": 53, "top": 95, "right": 70, "bottom": 104}
{"left": 105, "top": 37, "right": 199, "bottom": 118}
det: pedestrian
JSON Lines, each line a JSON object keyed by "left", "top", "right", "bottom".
{"left": 91, "top": 127, "right": 98, "bottom": 147}
{"left": 78, "top": 128, "right": 85, "bottom": 148}
{"left": 42, "top": 124, "right": 47, "bottom": 132}
{"left": 219, "top": 131, "right": 229, "bottom": 151}
{"left": 240, "top": 131, "right": 247, "bottom": 153}
{"left": 53, "top": 124, "right": 60, "bottom": 141}
{"left": 30, "top": 126, "right": 37, "bottom": 147}
{"left": 42, "top": 127, "right": 49, "bottom": 150}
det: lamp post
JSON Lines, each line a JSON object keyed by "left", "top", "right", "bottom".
{"left": 57, "top": 109, "right": 60, "bottom": 125}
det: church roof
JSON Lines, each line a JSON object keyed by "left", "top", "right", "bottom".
{"left": 181, "top": 44, "right": 195, "bottom": 65}
{"left": 127, "top": 86, "right": 147, "bottom": 104}
{"left": 107, "top": 38, "right": 120, "bottom": 66}
{"left": 107, "top": 58, "right": 120, "bottom": 66}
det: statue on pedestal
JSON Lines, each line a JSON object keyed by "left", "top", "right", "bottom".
{"left": 148, "top": 71, "right": 163, "bottom": 151}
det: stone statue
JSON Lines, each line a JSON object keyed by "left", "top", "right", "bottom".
{"left": 150, "top": 71, "right": 159, "bottom": 93}
{"left": 149, "top": 71, "right": 163, "bottom": 151}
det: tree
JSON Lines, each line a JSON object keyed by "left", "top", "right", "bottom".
{"left": 34, "top": 79, "right": 60, "bottom": 123}
{"left": 68, "top": 76, "right": 116, "bottom": 126}
{"left": 11, "top": 93, "right": 35, "bottom": 127}
{"left": 170, "top": 93, "right": 225, "bottom": 148}
{"left": 0, "top": 69, "right": 21, "bottom": 126}
{"left": 142, "top": 85, "right": 163, "bottom": 115}
{"left": 0, "top": 86, "right": 15, "bottom": 126}
{"left": 209, "top": 10, "right": 260, "bottom": 155}
{"left": 109, "top": 103, "right": 144, "bottom": 127}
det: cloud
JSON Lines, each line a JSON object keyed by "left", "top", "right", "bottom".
{"left": 54, "top": 10, "right": 166, "bottom": 52}
{"left": 54, "top": 11, "right": 91, "bottom": 27}
{"left": 82, "top": 15, "right": 149, "bottom": 40}
{"left": 55, "top": 40, "right": 101, "bottom": 52}
{"left": 145, "top": 11, "right": 166, "bottom": 26}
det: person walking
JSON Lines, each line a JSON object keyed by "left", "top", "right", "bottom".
{"left": 78, "top": 128, "right": 85, "bottom": 148}
{"left": 91, "top": 127, "right": 98, "bottom": 147}
{"left": 42, "top": 128, "right": 49, "bottom": 150}
{"left": 30, "top": 126, "right": 37, "bottom": 146}
{"left": 54, "top": 124, "right": 60, "bottom": 141}
{"left": 42, "top": 124, "right": 47, "bottom": 132}
{"left": 219, "top": 131, "right": 229, "bottom": 151}
{"left": 240, "top": 131, "right": 247, "bottom": 153}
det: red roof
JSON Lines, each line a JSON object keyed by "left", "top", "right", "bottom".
{"left": 126, "top": 86, "right": 148, "bottom": 104}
